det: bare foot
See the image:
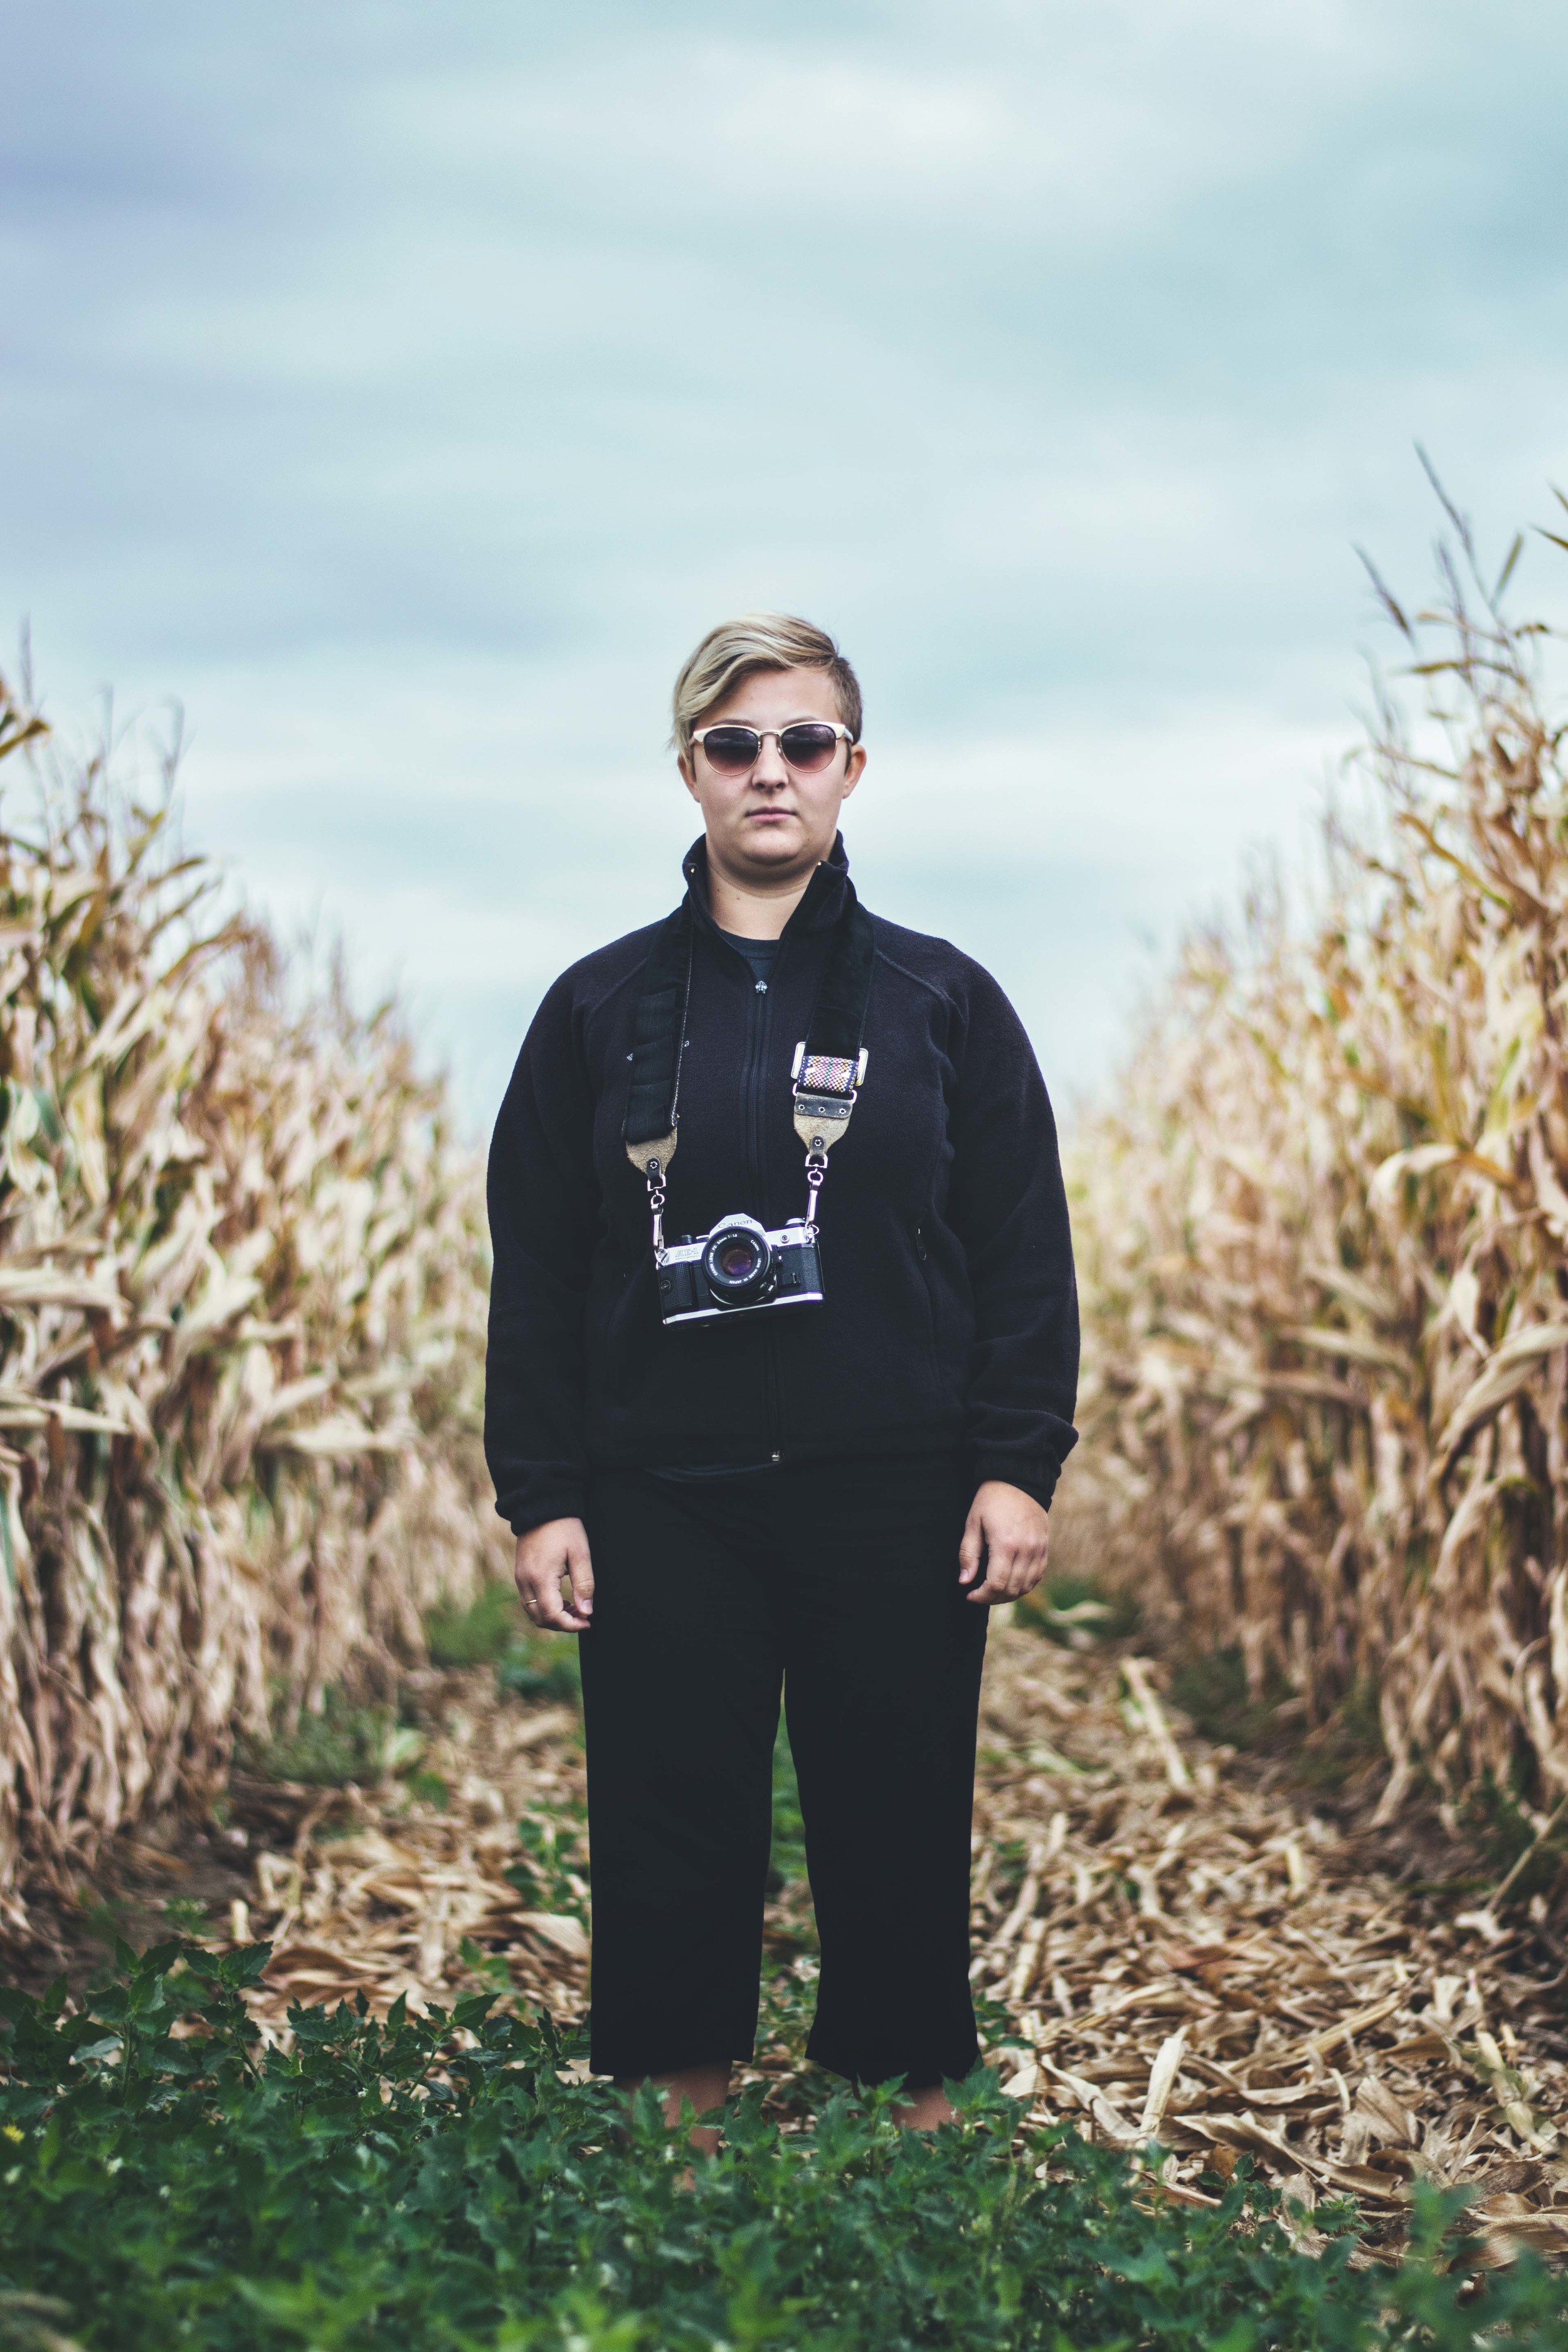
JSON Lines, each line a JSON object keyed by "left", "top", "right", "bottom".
{"left": 617, "top": 2060, "right": 732, "bottom": 2159}
{"left": 891, "top": 2084, "right": 955, "bottom": 2130}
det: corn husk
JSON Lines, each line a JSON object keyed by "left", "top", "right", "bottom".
{"left": 0, "top": 677, "right": 503, "bottom": 1921}
{"left": 1061, "top": 525, "right": 1568, "bottom": 1819}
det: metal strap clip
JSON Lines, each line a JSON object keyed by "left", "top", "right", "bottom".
{"left": 790, "top": 1045, "right": 867, "bottom": 1228}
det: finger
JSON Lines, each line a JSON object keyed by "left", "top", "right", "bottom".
{"left": 957, "top": 1508, "right": 985, "bottom": 1586}
{"left": 565, "top": 1532, "right": 595, "bottom": 1616}
{"left": 967, "top": 1557, "right": 1009, "bottom": 1604}
{"left": 517, "top": 1553, "right": 590, "bottom": 1633}
{"left": 527, "top": 1578, "right": 590, "bottom": 1633}
{"left": 999, "top": 1544, "right": 1037, "bottom": 1597}
{"left": 1014, "top": 1549, "right": 1050, "bottom": 1599}
{"left": 970, "top": 1545, "right": 1030, "bottom": 1604}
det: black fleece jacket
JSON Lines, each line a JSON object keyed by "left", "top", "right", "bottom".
{"left": 484, "top": 837, "right": 1079, "bottom": 1536}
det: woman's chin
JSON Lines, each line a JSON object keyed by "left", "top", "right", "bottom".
{"left": 735, "top": 827, "right": 805, "bottom": 867}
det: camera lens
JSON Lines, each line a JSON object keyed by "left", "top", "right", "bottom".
{"left": 701, "top": 1214, "right": 775, "bottom": 1305}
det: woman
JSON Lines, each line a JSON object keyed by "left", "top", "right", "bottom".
{"left": 485, "top": 614, "right": 1078, "bottom": 2137}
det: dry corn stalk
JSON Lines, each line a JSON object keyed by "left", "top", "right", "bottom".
{"left": 0, "top": 675, "right": 502, "bottom": 1922}
{"left": 1061, "top": 501, "right": 1568, "bottom": 1819}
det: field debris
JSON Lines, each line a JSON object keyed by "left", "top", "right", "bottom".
{"left": 972, "top": 1629, "right": 1568, "bottom": 2259}
{"left": 181, "top": 1620, "right": 1568, "bottom": 2260}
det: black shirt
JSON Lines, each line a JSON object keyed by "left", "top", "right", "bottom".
{"left": 719, "top": 928, "right": 780, "bottom": 990}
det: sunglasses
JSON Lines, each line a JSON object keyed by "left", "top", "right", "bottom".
{"left": 691, "top": 722, "right": 855, "bottom": 775}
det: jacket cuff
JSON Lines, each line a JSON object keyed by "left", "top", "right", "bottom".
{"left": 970, "top": 1453, "right": 1064, "bottom": 1512}
{"left": 496, "top": 1481, "right": 588, "bottom": 1541}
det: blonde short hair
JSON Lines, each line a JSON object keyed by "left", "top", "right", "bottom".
{"left": 671, "top": 613, "right": 863, "bottom": 760}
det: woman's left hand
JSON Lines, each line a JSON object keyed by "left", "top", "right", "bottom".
{"left": 958, "top": 1480, "right": 1051, "bottom": 1604}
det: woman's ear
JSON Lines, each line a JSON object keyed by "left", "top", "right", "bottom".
{"left": 839, "top": 743, "right": 867, "bottom": 802}
{"left": 677, "top": 751, "right": 701, "bottom": 804}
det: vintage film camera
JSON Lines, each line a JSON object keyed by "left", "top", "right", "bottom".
{"left": 656, "top": 1211, "right": 824, "bottom": 1327}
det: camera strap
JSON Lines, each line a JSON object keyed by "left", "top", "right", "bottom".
{"left": 623, "top": 893, "right": 876, "bottom": 1252}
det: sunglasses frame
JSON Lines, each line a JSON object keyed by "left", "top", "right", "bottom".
{"left": 690, "top": 722, "right": 856, "bottom": 772}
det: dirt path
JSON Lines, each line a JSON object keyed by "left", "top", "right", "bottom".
{"left": 13, "top": 1621, "right": 1567, "bottom": 2260}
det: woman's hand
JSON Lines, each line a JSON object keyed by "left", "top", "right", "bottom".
{"left": 958, "top": 1481, "right": 1050, "bottom": 1605}
{"left": 514, "top": 1517, "right": 595, "bottom": 1633}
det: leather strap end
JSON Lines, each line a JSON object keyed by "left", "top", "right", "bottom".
{"left": 625, "top": 1131, "right": 678, "bottom": 1177}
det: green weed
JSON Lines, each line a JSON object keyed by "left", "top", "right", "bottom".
{"left": 236, "top": 1688, "right": 416, "bottom": 1788}
{"left": 1, "top": 1940, "right": 1562, "bottom": 2351}
{"left": 494, "top": 1634, "right": 582, "bottom": 1707}
{"left": 1017, "top": 1571, "right": 1139, "bottom": 1646}
{"left": 1170, "top": 1646, "right": 1292, "bottom": 1753}
{"left": 1295, "top": 1680, "right": 1387, "bottom": 1794}
{"left": 1463, "top": 1771, "right": 1568, "bottom": 1904}
{"left": 425, "top": 1582, "right": 521, "bottom": 1668}
{"left": 403, "top": 1770, "right": 450, "bottom": 1811}
{"left": 769, "top": 1717, "right": 807, "bottom": 1892}
{"left": 504, "top": 1813, "right": 588, "bottom": 1920}
{"left": 157, "top": 1899, "right": 211, "bottom": 1937}
{"left": 1170, "top": 1654, "right": 1389, "bottom": 1794}
{"left": 425, "top": 1581, "right": 586, "bottom": 1712}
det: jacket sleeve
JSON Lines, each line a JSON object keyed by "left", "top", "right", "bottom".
{"left": 945, "top": 965, "right": 1079, "bottom": 1510}
{"left": 484, "top": 975, "right": 602, "bottom": 1538}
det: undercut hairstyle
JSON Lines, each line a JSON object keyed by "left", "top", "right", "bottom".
{"left": 671, "top": 614, "right": 863, "bottom": 761}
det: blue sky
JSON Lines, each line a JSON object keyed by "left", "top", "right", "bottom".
{"left": 4, "top": 1, "right": 1567, "bottom": 1130}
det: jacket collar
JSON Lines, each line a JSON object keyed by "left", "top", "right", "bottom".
{"left": 681, "top": 833, "right": 854, "bottom": 941}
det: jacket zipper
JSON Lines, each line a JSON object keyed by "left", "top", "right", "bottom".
{"left": 743, "top": 943, "right": 783, "bottom": 1459}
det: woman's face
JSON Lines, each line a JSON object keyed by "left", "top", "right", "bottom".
{"left": 679, "top": 665, "right": 866, "bottom": 885}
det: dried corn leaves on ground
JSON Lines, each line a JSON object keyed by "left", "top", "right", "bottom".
{"left": 32, "top": 1618, "right": 1564, "bottom": 2268}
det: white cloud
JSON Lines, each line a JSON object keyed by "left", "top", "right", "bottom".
{"left": 4, "top": 0, "right": 1568, "bottom": 1136}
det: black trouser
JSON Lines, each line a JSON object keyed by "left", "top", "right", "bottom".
{"left": 578, "top": 1453, "right": 989, "bottom": 2090}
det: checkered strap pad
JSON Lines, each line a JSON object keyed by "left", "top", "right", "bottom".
{"left": 798, "top": 1053, "right": 860, "bottom": 1096}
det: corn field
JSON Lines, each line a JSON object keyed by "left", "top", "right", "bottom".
{"left": 1065, "top": 503, "right": 1568, "bottom": 1820}
{"left": 11, "top": 502, "right": 1568, "bottom": 1928}
{"left": 0, "top": 677, "right": 501, "bottom": 1926}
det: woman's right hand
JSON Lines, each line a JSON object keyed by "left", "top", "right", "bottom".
{"left": 514, "top": 1517, "right": 595, "bottom": 1633}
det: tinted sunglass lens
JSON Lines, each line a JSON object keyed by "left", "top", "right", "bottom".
{"left": 701, "top": 727, "right": 760, "bottom": 771}
{"left": 780, "top": 724, "right": 840, "bottom": 771}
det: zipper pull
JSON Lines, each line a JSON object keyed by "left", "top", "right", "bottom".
{"left": 755, "top": 979, "right": 768, "bottom": 993}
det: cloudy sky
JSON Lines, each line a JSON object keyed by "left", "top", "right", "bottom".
{"left": 4, "top": 0, "right": 1567, "bottom": 1130}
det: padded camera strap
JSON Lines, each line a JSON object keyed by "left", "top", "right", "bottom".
{"left": 622, "top": 901, "right": 693, "bottom": 1184}
{"left": 790, "top": 901, "right": 876, "bottom": 1165}
{"left": 623, "top": 891, "right": 876, "bottom": 1242}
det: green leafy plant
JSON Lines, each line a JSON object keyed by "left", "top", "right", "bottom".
{"left": 426, "top": 1577, "right": 588, "bottom": 1706}
{"left": 495, "top": 1633, "right": 582, "bottom": 1707}
{"left": 1016, "top": 1571, "right": 1139, "bottom": 1646}
{"left": 768, "top": 1717, "right": 807, "bottom": 1892}
{"left": 403, "top": 1769, "right": 449, "bottom": 1811}
{"left": 1169, "top": 1646, "right": 1292, "bottom": 1753}
{"left": 3, "top": 1940, "right": 1565, "bottom": 2351}
{"left": 236, "top": 1687, "right": 407, "bottom": 1788}
{"left": 504, "top": 1813, "right": 588, "bottom": 1919}
{"left": 157, "top": 1898, "right": 211, "bottom": 1937}
{"left": 425, "top": 1581, "right": 522, "bottom": 1668}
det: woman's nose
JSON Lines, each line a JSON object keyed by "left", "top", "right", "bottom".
{"left": 751, "top": 743, "right": 788, "bottom": 787}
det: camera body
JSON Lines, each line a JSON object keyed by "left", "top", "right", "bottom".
{"left": 657, "top": 1212, "right": 824, "bottom": 1327}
